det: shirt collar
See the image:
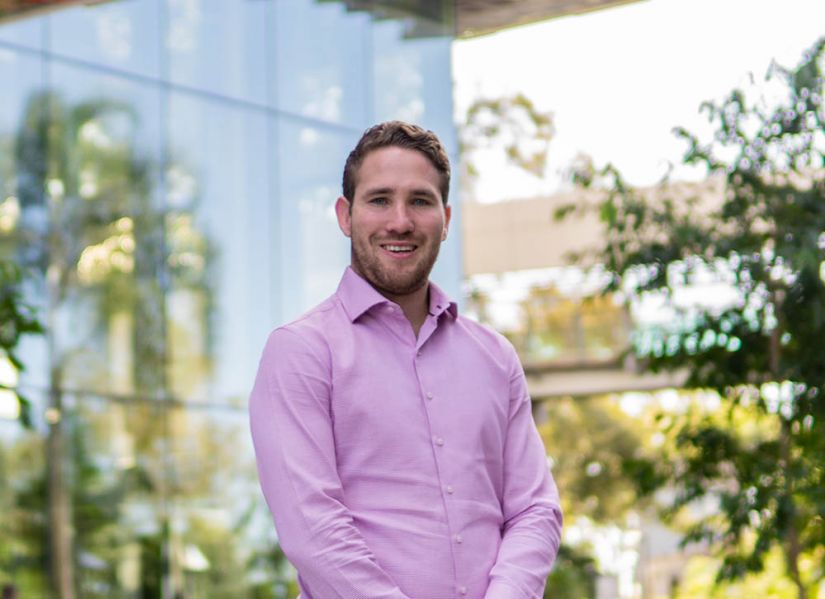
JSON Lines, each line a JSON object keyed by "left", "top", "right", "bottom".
{"left": 337, "top": 266, "right": 458, "bottom": 322}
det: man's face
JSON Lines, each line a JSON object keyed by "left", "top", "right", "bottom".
{"left": 335, "top": 146, "right": 451, "bottom": 301}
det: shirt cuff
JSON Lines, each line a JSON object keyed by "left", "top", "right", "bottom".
{"left": 485, "top": 579, "right": 528, "bottom": 599}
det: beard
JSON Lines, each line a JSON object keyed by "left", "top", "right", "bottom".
{"left": 349, "top": 232, "right": 442, "bottom": 299}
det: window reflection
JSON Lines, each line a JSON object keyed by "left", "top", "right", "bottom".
{"left": 0, "top": 390, "right": 49, "bottom": 594}
{"left": 273, "top": 0, "right": 370, "bottom": 126}
{"left": 0, "top": 13, "right": 43, "bottom": 47}
{"left": 166, "top": 0, "right": 267, "bottom": 104}
{"left": 166, "top": 91, "right": 271, "bottom": 404}
{"left": 276, "top": 117, "right": 355, "bottom": 321}
{"left": 48, "top": 1, "right": 160, "bottom": 77}
{"left": 42, "top": 63, "right": 163, "bottom": 399}
{"left": 371, "top": 18, "right": 454, "bottom": 133}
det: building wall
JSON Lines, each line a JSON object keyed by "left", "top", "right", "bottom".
{"left": 0, "top": 1, "right": 457, "bottom": 595}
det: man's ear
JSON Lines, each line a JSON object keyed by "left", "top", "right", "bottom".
{"left": 441, "top": 204, "right": 452, "bottom": 241}
{"left": 335, "top": 196, "right": 352, "bottom": 237}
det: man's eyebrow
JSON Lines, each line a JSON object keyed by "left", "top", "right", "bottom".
{"left": 362, "top": 186, "right": 438, "bottom": 199}
{"left": 410, "top": 188, "right": 438, "bottom": 199}
{"left": 363, "top": 187, "right": 393, "bottom": 197}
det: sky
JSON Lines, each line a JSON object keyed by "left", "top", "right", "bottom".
{"left": 452, "top": 0, "right": 825, "bottom": 202}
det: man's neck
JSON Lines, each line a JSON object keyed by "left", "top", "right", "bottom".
{"left": 383, "top": 283, "right": 430, "bottom": 338}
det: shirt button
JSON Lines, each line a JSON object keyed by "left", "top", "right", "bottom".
{"left": 426, "top": 391, "right": 433, "bottom": 400}
{"left": 434, "top": 437, "right": 444, "bottom": 447}
{"left": 454, "top": 534, "right": 463, "bottom": 544}
{"left": 446, "top": 485, "right": 454, "bottom": 494}
{"left": 416, "top": 350, "right": 422, "bottom": 357}
{"left": 459, "top": 586, "right": 468, "bottom": 595}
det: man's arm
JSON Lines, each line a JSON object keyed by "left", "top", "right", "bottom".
{"left": 249, "top": 328, "right": 410, "bottom": 598}
{"left": 485, "top": 348, "right": 563, "bottom": 599}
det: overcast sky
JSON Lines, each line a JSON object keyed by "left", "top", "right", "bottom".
{"left": 452, "top": 0, "right": 825, "bottom": 202}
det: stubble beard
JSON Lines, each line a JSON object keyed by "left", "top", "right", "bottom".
{"left": 350, "top": 232, "right": 441, "bottom": 299}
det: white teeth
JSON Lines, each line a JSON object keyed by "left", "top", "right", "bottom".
{"left": 384, "top": 245, "right": 414, "bottom": 252}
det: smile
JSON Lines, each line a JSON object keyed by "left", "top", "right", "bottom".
{"left": 381, "top": 244, "right": 417, "bottom": 254}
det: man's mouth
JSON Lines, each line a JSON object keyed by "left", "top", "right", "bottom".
{"left": 381, "top": 243, "right": 417, "bottom": 254}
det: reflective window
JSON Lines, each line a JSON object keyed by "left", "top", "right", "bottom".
{"left": 0, "top": 390, "right": 49, "bottom": 594}
{"left": 0, "top": 13, "right": 44, "bottom": 48}
{"left": 371, "top": 19, "right": 454, "bottom": 134}
{"left": 275, "top": 116, "right": 355, "bottom": 321}
{"left": 166, "top": 90, "right": 271, "bottom": 404}
{"left": 273, "top": 0, "right": 370, "bottom": 126}
{"left": 48, "top": 1, "right": 161, "bottom": 78}
{"left": 165, "top": 0, "right": 267, "bottom": 104}
{"left": 0, "top": 47, "right": 49, "bottom": 398}
{"left": 166, "top": 406, "right": 284, "bottom": 594}
{"left": 45, "top": 62, "right": 162, "bottom": 399}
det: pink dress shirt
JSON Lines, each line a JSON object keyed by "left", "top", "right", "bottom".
{"left": 249, "top": 267, "right": 562, "bottom": 598}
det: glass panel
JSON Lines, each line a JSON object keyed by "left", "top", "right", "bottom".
{"left": 276, "top": 116, "right": 355, "bottom": 321}
{"left": 166, "top": 406, "right": 290, "bottom": 595}
{"left": 0, "top": 13, "right": 44, "bottom": 48}
{"left": 166, "top": 90, "right": 271, "bottom": 404}
{"left": 273, "top": 0, "right": 370, "bottom": 126}
{"left": 47, "top": 1, "right": 161, "bottom": 78}
{"left": 0, "top": 389, "right": 49, "bottom": 596}
{"left": 44, "top": 62, "right": 163, "bottom": 399}
{"left": 371, "top": 17, "right": 454, "bottom": 135}
{"left": 0, "top": 48, "right": 49, "bottom": 393}
{"left": 165, "top": 0, "right": 267, "bottom": 104}
{"left": 61, "top": 393, "right": 168, "bottom": 598}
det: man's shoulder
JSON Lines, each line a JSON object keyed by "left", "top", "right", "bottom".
{"left": 452, "top": 313, "right": 519, "bottom": 359}
{"left": 265, "top": 294, "right": 343, "bottom": 351}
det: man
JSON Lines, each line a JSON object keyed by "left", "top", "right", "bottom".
{"left": 249, "top": 121, "right": 562, "bottom": 598}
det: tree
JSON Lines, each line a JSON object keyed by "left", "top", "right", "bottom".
{"left": 2, "top": 88, "right": 289, "bottom": 598}
{"left": 0, "top": 260, "right": 42, "bottom": 427}
{"left": 459, "top": 93, "right": 554, "bottom": 199}
{"left": 559, "top": 37, "right": 825, "bottom": 598}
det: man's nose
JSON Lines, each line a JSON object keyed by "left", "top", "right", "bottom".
{"left": 387, "top": 204, "right": 414, "bottom": 233}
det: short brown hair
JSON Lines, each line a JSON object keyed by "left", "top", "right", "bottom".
{"left": 342, "top": 121, "right": 451, "bottom": 205}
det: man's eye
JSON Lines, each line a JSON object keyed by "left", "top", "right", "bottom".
{"left": 369, "top": 197, "right": 388, "bottom": 205}
{"left": 413, "top": 198, "right": 432, "bottom": 206}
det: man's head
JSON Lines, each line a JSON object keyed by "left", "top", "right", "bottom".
{"left": 342, "top": 121, "right": 451, "bottom": 206}
{"left": 335, "top": 122, "right": 452, "bottom": 302}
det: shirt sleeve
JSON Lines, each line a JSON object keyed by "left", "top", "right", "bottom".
{"left": 485, "top": 347, "right": 564, "bottom": 599}
{"left": 249, "top": 327, "right": 411, "bottom": 599}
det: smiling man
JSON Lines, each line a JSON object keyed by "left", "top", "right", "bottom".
{"left": 249, "top": 121, "right": 562, "bottom": 598}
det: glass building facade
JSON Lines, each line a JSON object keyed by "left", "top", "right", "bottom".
{"left": 0, "top": 1, "right": 459, "bottom": 596}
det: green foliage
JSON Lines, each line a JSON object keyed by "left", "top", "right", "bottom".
{"left": 0, "top": 260, "right": 43, "bottom": 428}
{"left": 561, "top": 37, "right": 825, "bottom": 595}
{"left": 460, "top": 93, "right": 555, "bottom": 193}
{"left": 539, "top": 396, "right": 646, "bottom": 523}
{"left": 544, "top": 543, "right": 598, "bottom": 599}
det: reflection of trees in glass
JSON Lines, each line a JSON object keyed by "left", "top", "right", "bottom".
{"left": 0, "top": 88, "right": 287, "bottom": 597}
{"left": 0, "top": 261, "right": 43, "bottom": 426}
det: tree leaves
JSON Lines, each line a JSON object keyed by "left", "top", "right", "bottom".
{"left": 562, "top": 36, "right": 825, "bottom": 595}
{"left": 0, "top": 260, "right": 43, "bottom": 428}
